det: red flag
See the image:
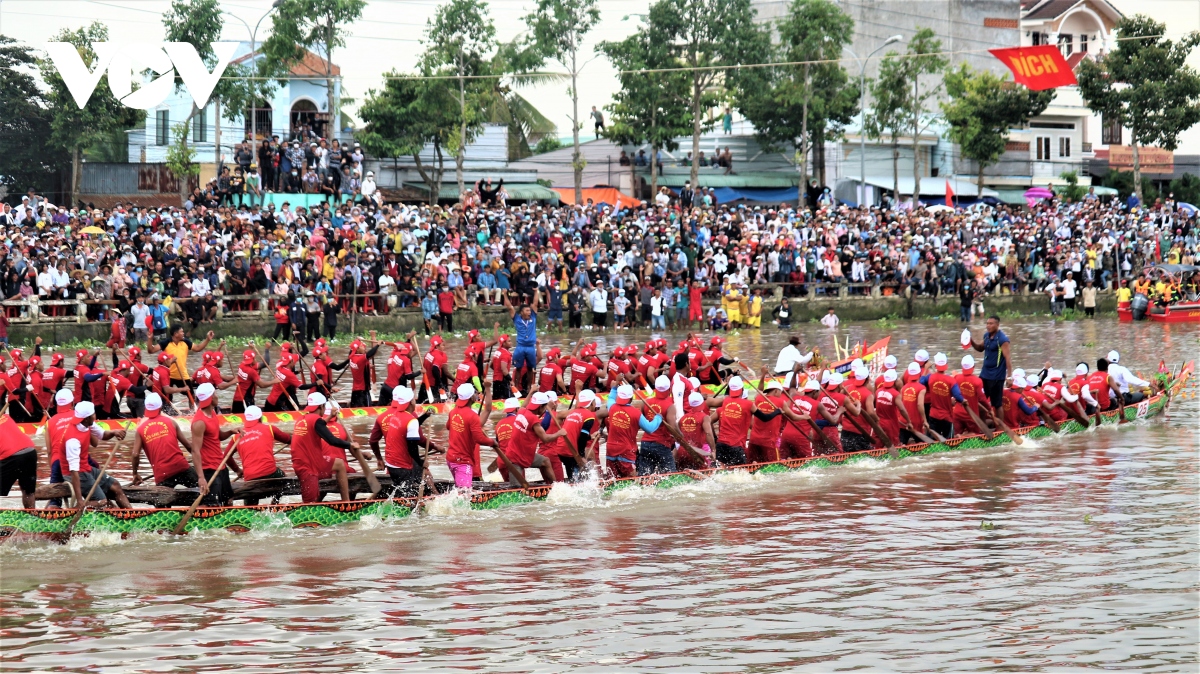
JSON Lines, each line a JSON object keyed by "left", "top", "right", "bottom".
{"left": 989, "top": 45, "right": 1077, "bottom": 90}
{"left": 945, "top": 179, "right": 955, "bottom": 208}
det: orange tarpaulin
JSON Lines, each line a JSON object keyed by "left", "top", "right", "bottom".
{"left": 551, "top": 187, "right": 643, "bottom": 209}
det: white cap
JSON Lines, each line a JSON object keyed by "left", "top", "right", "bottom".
{"left": 1076, "top": 363, "right": 1089, "bottom": 376}
{"left": 853, "top": 366, "right": 869, "bottom": 381}
{"left": 728, "top": 376, "right": 743, "bottom": 391}
{"left": 883, "top": 355, "right": 898, "bottom": 369}
{"left": 803, "top": 378, "right": 821, "bottom": 392}
{"left": 765, "top": 379, "right": 783, "bottom": 391}
{"left": 827, "top": 372, "right": 844, "bottom": 387}
{"left": 820, "top": 370, "right": 831, "bottom": 384}
{"left": 688, "top": 391, "right": 705, "bottom": 407}
{"left": 396, "top": 387, "right": 415, "bottom": 404}
{"left": 850, "top": 358, "right": 864, "bottom": 370}
{"left": 245, "top": 405, "right": 263, "bottom": 421}
{"left": 1026, "top": 374, "right": 1040, "bottom": 387}
{"left": 617, "top": 384, "right": 635, "bottom": 400}
{"left": 503, "top": 396, "right": 521, "bottom": 409}
{"left": 961, "top": 328, "right": 972, "bottom": 346}
{"left": 1049, "top": 368, "right": 1062, "bottom": 381}
{"left": 883, "top": 369, "right": 898, "bottom": 383}
{"left": 1013, "top": 368, "right": 1025, "bottom": 379}
{"left": 1107, "top": 350, "right": 1120, "bottom": 363}
{"left": 688, "top": 377, "right": 701, "bottom": 389}
{"left": 392, "top": 385, "right": 406, "bottom": 402}
{"left": 933, "top": 352, "right": 948, "bottom": 367}
{"left": 578, "top": 389, "right": 597, "bottom": 407}
{"left": 457, "top": 383, "right": 476, "bottom": 400}
{"left": 55, "top": 389, "right": 74, "bottom": 406}
{"left": 325, "top": 399, "right": 341, "bottom": 416}
{"left": 195, "top": 382, "right": 216, "bottom": 401}
{"left": 531, "top": 391, "right": 554, "bottom": 406}
{"left": 654, "top": 375, "right": 671, "bottom": 392}
{"left": 1013, "top": 375, "right": 1027, "bottom": 388}
{"left": 962, "top": 355, "right": 975, "bottom": 370}
{"left": 915, "top": 349, "right": 930, "bottom": 363}
{"left": 907, "top": 362, "right": 922, "bottom": 376}
{"left": 74, "top": 401, "right": 95, "bottom": 419}
{"left": 307, "top": 392, "right": 327, "bottom": 407}
{"left": 144, "top": 392, "right": 162, "bottom": 411}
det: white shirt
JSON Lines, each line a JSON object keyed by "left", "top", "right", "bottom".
{"left": 589, "top": 288, "right": 608, "bottom": 312}
{"left": 1062, "top": 278, "right": 1077, "bottom": 299}
{"left": 774, "top": 344, "right": 812, "bottom": 373}
{"left": 1108, "top": 363, "right": 1149, "bottom": 393}
{"left": 820, "top": 313, "right": 840, "bottom": 328}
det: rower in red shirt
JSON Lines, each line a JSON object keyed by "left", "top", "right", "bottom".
{"left": 43, "top": 354, "right": 70, "bottom": 415}
{"left": 347, "top": 335, "right": 382, "bottom": 408}
{"left": 265, "top": 352, "right": 305, "bottom": 412}
{"left": 130, "top": 392, "right": 197, "bottom": 489}
{"left": 900, "top": 363, "right": 929, "bottom": 444}
{"left": 922, "top": 352, "right": 966, "bottom": 439}
{"left": 676, "top": 391, "right": 717, "bottom": 469}
{"left": 309, "top": 346, "right": 334, "bottom": 399}
{"left": 1067, "top": 363, "right": 1091, "bottom": 412}
{"left": 490, "top": 334, "right": 513, "bottom": 400}
{"left": 454, "top": 346, "right": 482, "bottom": 390}
{"left": 446, "top": 382, "right": 495, "bottom": 488}
{"left": 290, "top": 392, "right": 358, "bottom": 503}
{"left": 713, "top": 376, "right": 753, "bottom": 465}
{"left": 503, "top": 391, "right": 561, "bottom": 485}
{"left": 57, "top": 401, "right": 132, "bottom": 509}
{"left": 605, "top": 384, "right": 655, "bottom": 478}
{"left": 383, "top": 386, "right": 438, "bottom": 496}
{"left": 235, "top": 405, "right": 293, "bottom": 505}
{"left": 492, "top": 397, "right": 522, "bottom": 475}
{"left": 0, "top": 412, "right": 39, "bottom": 508}
{"left": 1002, "top": 375, "right": 1041, "bottom": 429}
{"left": 1024, "top": 373, "right": 1067, "bottom": 423}
{"left": 747, "top": 378, "right": 796, "bottom": 463}
{"left": 872, "top": 370, "right": 903, "bottom": 446}
{"left": 381, "top": 336, "right": 415, "bottom": 405}
{"left": 953, "top": 355, "right": 987, "bottom": 435}
{"left": 1082, "top": 358, "right": 1125, "bottom": 419}
{"left": 557, "top": 389, "right": 607, "bottom": 478}
{"left": 419, "top": 335, "right": 449, "bottom": 403}
{"left": 569, "top": 347, "right": 600, "bottom": 396}
{"left": 605, "top": 346, "right": 632, "bottom": 388}
{"left": 538, "top": 348, "right": 566, "bottom": 394}
{"left": 232, "top": 349, "right": 272, "bottom": 413}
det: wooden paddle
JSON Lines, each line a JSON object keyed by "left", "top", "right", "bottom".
{"left": 60, "top": 433, "right": 127, "bottom": 539}
{"left": 738, "top": 369, "right": 839, "bottom": 457}
{"left": 625, "top": 374, "right": 705, "bottom": 464}
{"left": 172, "top": 436, "right": 241, "bottom": 535}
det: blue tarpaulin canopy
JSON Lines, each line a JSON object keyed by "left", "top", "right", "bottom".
{"left": 712, "top": 186, "right": 799, "bottom": 204}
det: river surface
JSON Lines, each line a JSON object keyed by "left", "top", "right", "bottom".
{"left": 1, "top": 317, "right": 1197, "bottom": 672}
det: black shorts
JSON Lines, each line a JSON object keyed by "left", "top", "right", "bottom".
{"left": 715, "top": 442, "right": 747, "bottom": 466}
{"left": 201, "top": 467, "right": 234, "bottom": 506}
{"left": 159, "top": 466, "right": 200, "bottom": 489}
{"left": 386, "top": 465, "right": 422, "bottom": 498}
{"left": 928, "top": 417, "right": 954, "bottom": 439}
{"left": 492, "top": 378, "right": 512, "bottom": 400}
{"left": 592, "top": 312, "right": 607, "bottom": 327}
{"left": 0, "top": 448, "right": 37, "bottom": 497}
{"left": 840, "top": 431, "right": 873, "bottom": 452}
{"left": 1122, "top": 391, "right": 1146, "bottom": 405}
{"left": 981, "top": 377, "right": 1005, "bottom": 409}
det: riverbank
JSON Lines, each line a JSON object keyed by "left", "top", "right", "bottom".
{"left": 8, "top": 290, "right": 1118, "bottom": 348}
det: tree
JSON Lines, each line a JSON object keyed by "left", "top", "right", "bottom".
{"left": 358, "top": 68, "right": 460, "bottom": 205}
{"left": 1059, "top": 170, "right": 1087, "bottom": 202}
{"left": 895, "top": 28, "right": 946, "bottom": 205}
{"left": 422, "top": 0, "right": 497, "bottom": 196}
{"left": 162, "top": 0, "right": 224, "bottom": 204}
{"left": 1167, "top": 173, "right": 1200, "bottom": 205}
{"left": 1078, "top": 15, "right": 1200, "bottom": 204}
{"left": 599, "top": 27, "right": 693, "bottom": 198}
{"left": 523, "top": 0, "right": 599, "bottom": 204}
{"left": 735, "top": 0, "right": 853, "bottom": 207}
{"left": 262, "top": 0, "right": 366, "bottom": 139}
{"left": 480, "top": 41, "right": 559, "bottom": 162}
{"left": 164, "top": 123, "right": 200, "bottom": 193}
{"left": 942, "top": 64, "right": 1052, "bottom": 196}
{"left": 39, "top": 23, "right": 142, "bottom": 208}
{"left": 864, "top": 54, "right": 910, "bottom": 204}
{"left": 0, "top": 36, "right": 66, "bottom": 200}
{"left": 650, "top": 0, "right": 762, "bottom": 187}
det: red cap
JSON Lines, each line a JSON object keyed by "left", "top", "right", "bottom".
{"left": 313, "top": 347, "right": 327, "bottom": 358}
{"left": 315, "top": 338, "right": 327, "bottom": 350}
{"left": 281, "top": 342, "right": 293, "bottom": 352}
{"left": 498, "top": 334, "right": 510, "bottom": 345}
{"left": 431, "top": 335, "right": 443, "bottom": 347}
{"left": 350, "top": 340, "right": 364, "bottom": 352}
{"left": 242, "top": 349, "right": 255, "bottom": 362}
{"left": 11, "top": 349, "right": 22, "bottom": 359}
{"left": 157, "top": 353, "right": 171, "bottom": 363}
{"left": 613, "top": 346, "right": 625, "bottom": 357}
{"left": 202, "top": 352, "right": 215, "bottom": 364}
{"left": 547, "top": 347, "right": 561, "bottom": 359}
{"left": 128, "top": 346, "right": 141, "bottom": 359}
{"left": 626, "top": 344, "right": 639, "bottom": 354}
{"left": 710, "top": 336, "right": 726, "bottom": 346}
{"left": 76, "top": 349, "right": 88, "bottom": 360}
{"left": 468, "top": 329, "right": 480, "bottom": 341}
{"left": 28, "top": 356, "right": 41, "bottom": 366}
{"left": 117, "top": 360, "right": 132, "bottom": 371}
{"left": 51, "top": 354, "right": 64, "bottom": 366}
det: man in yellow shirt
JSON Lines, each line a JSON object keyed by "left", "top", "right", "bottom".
{"left": 724, "top": 283, "right": 742, "bottom": 327}
{"left": 1115, "top": 280, "right": 1133, "bottom": 304}
{"left": 747, "top": 288, "right": 763, "bottom": 328}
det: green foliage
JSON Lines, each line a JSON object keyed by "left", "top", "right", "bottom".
{"left": 165, "top": 123, "right": 200, "bottom": 183}
{"left": 534, "top": 136, "right": 562, "bottom": 154}
{"left": 1166, "top": 173, "right": 1200, "bottom": 204}
{"left": 39, "top": 23, "right": 143, "bottom": 205}
{"left": 942, "top": 64, "right": 1052, "bottom": 193}
{"left": 865, "top": 53, "right": 911, "bottom": 199}
{"left": 648, "top": 0, "right": 763, "bottom": 185}
{"left": 897, "top": 28, "right": 947, "bottom": 200}
{"left": 479, "top": 43, "right": 559, "bottom": 161}
{"left": 1059, "top": 171, "right": 1087, "bottom": 202}
{"left": 1099, "top": 169, "right": 1160, "bottom": 202}
{"left": 736, "top": 0, "right": 855, "bottom": 200}
{"left": 0, "top": 35, "right": 66, "bottom": 197}
{"left": 1078, "top": 16, "right": 1200, "bottom": 201}
{"left": 262, "top": 0, "right": 366, "bottom": 123}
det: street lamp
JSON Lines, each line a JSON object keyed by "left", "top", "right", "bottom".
{"left": 844, "top": 34, "right": 902, "bottom": 207}
{"left": 224, "top": 0, "right": 282, "bottom": 142}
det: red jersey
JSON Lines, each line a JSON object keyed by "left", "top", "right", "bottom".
{"left": 873, "top": 386, "right": 902, "bottom": 444}
{"left": 841, "top": 382, "right": 872, "bottom": 436}
{"left": 605, "top": 357, "right": 631, "bottom": 387}
{"left": 1067, "top": 374, "right": 1088, "bottom": 399}
{"left": 446, "top": 402, "right": 489, "bottom": 477}
{"left": 72, "top": 362, "right": 90, "bottom": 403}
{"left": 781, "top": 395, "right": 820, "bottom": 452}
{"left": 507, "top": 408, "right": 542, "bottom": 468}
{"left": 490, "top": 348, "right": 512, "bottom": 379}
{"left": 267, "top": 365, "right": 302, "bottom": 405}
{"left": 605, "top": 403, "right": 642, "bottom": 461}
{"left": 678, "top": 406, "right": 709, "bottom": 449}
{"left": 749, "top": 393, "right": 787, "bottom": 447}
{"left": 1086, "top": 371, "right": 1113, "bottom": 410}
{"left": 310, "top": 359, "right": 332, "bottom": 388}
{"left": 234, "top": 363, "right": 261, "bottom": 402}
{"left": 0, "top": 415, "right": 34, "bottom": 461}
{"left": 454, "top": 360, "right": 479, "bottom": 387}
{"left": 640, "top": 391, "right": 674, "bottom": 446}
{"left": 717, "top": 395, "right": 753, "bottom": 447}
{"left": 194, "top": 407, "right": 224, "bottom": 470}
{"left": 559, "top": 408, "right": 597, "bottom": 458}
{"left": 494, "top": 414, "right": 518, "bottom": 459}
{"left": 135, "top": 413, "right": 189, "bottom": 483}
{"left": 1029, "top": 388, "right": 1067, "bottom": 422}
{"left": 43, "top": 366, "right": 67, "bottom": 394}
{"left": 1002, "top": 388, "right": 1038, "bottom": 427}
{"left": 538, "top": 362, "right": 562, "bottom": 393}
{"left": 239, "top": 420, "right": 289, "bottom": 480}
{"left": 127, "top": 361, "right": 149, "bottom": 388}
{"left": 568, "top": 358, "right": 598, "bottom": 392}
{"left": 46, "top": 411, "right": 76, "bottom": 468}
{"left": 322, "top": 420, "right": 354, "bottom": 473}
{"left": 926, "top": 372, "right": 959, "bottom": 422}
{"left": 385, "top": 350, "right": 406, "bottom": 387}
{"left": 423, "top": 349, "right": 448, "bottom": 380}
{"left": 953, "top": 372, "right": 984, "bottom": 429}
{"left": 291, "top": 413, "right": 330, "bottom": 476}
{"left": 384, "top": 409, "right": 419, "bottom": 469}
{"left": 349, "top": 353, "right": 371, "bottom": 392}
{"left": 900, "top": 382, "right": 926, "bottom": 433}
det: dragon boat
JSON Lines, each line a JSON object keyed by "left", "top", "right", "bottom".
{"left": 0, "top": 359, "right": 1189, "bottom": 543}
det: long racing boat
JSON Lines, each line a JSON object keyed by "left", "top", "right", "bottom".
{"left": 0, "top": 359, "right": 1189, "bottom": 543}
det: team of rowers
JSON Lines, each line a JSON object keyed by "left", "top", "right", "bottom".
{"left": 0, "top": 320, "right": 1164, "bottom": 511}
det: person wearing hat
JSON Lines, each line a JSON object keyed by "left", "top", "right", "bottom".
{"left": 129, "top": 392, "right": 198, "bottom": 489}
{"left": 264, "top": 351, "right": 305, "bottom": 412}
{"left": 235, "top": 406, "right": 292, "bottom": 505}
{"left": 502, "top": 390, "right": 562, "bottom": 486}
{"left": 953, "top": 355, "right": 988, "bottom": 435}
{"left": 290, "top": 392, "right": 361, "bottom": 503}
{"left": 604, "top": 383, "right": 668, "bottom": 476}
{"left": 445, "top": 381, "right": 496, "bottom": 489}
{"left": 191, "top": 382, "right": 242, "bottom": 505}
{"left": 382, "top": 386, "right": 439, "bottom": 497}
{"left": 921, "top": 352, "right": 966, "bottom": 439}
{"left": 56, "top": 401, "right": 132, "bottom": 509}
{"left": 899, "top": 364, "right": 929, "bottom": 445}
{"left": 1103, "top": 350, "right": 1157, "bottom": 404}
{"left": 871, "top": 370, "right": 904, "bottom": 446}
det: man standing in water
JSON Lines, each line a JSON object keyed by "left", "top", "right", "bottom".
{"left": 966, "top": 316, "right": 1012, "bottom": 414}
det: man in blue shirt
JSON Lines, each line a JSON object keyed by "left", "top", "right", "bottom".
{"left": 506, "top": 288, "right": 540, "bottom": 396}
{"left": 967, "top": 315, "right": 1012, "bottom": 410}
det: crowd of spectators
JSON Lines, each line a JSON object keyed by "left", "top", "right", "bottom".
{"left": 0, "top": 178, "right": 1195, "bottom": 347}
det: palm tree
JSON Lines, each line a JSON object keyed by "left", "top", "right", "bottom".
{"left": 483, "top": 41, "right": 562, "bottom": 161}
